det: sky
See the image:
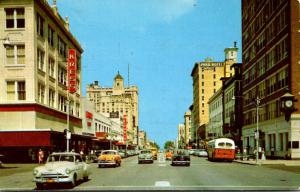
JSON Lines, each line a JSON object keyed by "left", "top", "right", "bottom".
{"left": 53, "top": 0, "right": 242, "bottom": 148}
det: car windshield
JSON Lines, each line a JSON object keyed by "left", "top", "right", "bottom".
{"left": 47, "top": 154, "right": 74, "bottom": 162}
{"left": 102, "top": 151, "right": 116, "bottom": 155}
{"left": 140, "top": 150, "right": 151, "bottom": 154}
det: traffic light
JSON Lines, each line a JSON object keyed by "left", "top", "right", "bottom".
{"left": 63, "top": 129, "right": 67, "bottom": 138}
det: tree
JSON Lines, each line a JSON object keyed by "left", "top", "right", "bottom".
{"left": 149, "top": 141, "right": 160, "bottom": 150}
{"left": 164, "top": 141, "right": 174, "bottom": 150}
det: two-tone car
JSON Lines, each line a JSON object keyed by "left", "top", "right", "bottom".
{"left": 171, "top": 149, "right": 191, "bottom": 166}
{"left": 138, "top": 150, "right": 154, "bottom": 164}
{"left": 98, "top": 150, "right": 121, "bottom": 168}
{"left": 33, "top": 152, "right": 91, "bottom": 189}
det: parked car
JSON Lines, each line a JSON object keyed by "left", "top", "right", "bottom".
{"left": 33, "top": 152, "right": 91, "bottom": 189}
{"left": 118, "top": 150, "right": 127, "bottom": 158}
{"left": 138, "top": 150, "right": 154, "bottom": 164}
{"left": 98, "top": 150, "right": 121, "bottom": 168}
{"left": 197, "top": 149, "right": 208, "bottom": 157}
{"left": 171, "top": 149, "right": 190, "bottom": 166}
{"left": 165, "top": 151, "right": 173, "bottom": 160}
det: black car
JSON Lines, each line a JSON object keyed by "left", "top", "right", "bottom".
{"left": 171, "top": 150, "right": 190, "bottom": 166}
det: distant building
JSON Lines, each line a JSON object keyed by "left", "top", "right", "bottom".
{"left": 86, "top": 72, "right": 139, "bottom": 149}
{"left": 0, "top": 0, "right": 84, "bottom": 162}
{"left": 138, "top": 130, "right": 147, "bottom": 149}
{"left": 178, "top": 123, "right": 185, "bottom": 148}
{"left": 191, "top": 43, "right": 238, "bottom": 141}
{"left": 241, "top": 0, "right": 300, "bottom": 159}
{"left": 184, "top": 111, "right": 192, "bottom": 146}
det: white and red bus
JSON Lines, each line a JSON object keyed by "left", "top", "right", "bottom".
{"left": 207, "top": 138, "right": 235, "bottom": 161}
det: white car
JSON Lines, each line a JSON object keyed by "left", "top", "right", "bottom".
{"left": 33, "top": 152, "right": 91, "bottom": 189}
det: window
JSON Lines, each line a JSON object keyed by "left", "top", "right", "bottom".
{"left": 49, "top": 89, "right": 55, "bottom": 108}
{"left": 38, "top": 83, "right": 45, "bottom": 104}
{"left": 6, "top": 81, "right": 26, "bottom": 100}
{"left": 6, "top": 45, "right": 25, "bottom": 65}
{"left": 58, "top": 94, "right": 67, "bottom": 112}
{"left": 48, "top": 57, "right": 55, "bottom": 78}
{"left": 5, "top": 8, "right": 25, "bottom": 29}
{"left": 48, "top": 26, "right": 54, "bottom": 47}
{"left": 37, "top": 49, "right": 45, "bottom": 71}
{"left": 58, "top": 36, "right": 67, "bottom": 57}
{"left": 58, "top": 65, "right": 67, "bottom": 85}
{"left": 36, "top": 13, "right": 44, "bottom": 37}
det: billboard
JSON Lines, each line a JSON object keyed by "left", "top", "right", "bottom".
{"left": 68, "top": 49, "right": 77, "bottom": 93}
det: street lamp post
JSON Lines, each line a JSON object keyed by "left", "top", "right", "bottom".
{"left": 255, "top": 96, "right": 260, "bottom": 165}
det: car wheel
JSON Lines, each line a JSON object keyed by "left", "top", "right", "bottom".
{"left": 98, "top": 164, "right": 101, "bottom": 168}
{"left": 36, "top": 183, "right": 43, "bottom": 190}
{"left": 69, "top": 174, "right": 77, "bottom": 188}
{"left": 83, "top": 176, "right": 89, "bottom": 181}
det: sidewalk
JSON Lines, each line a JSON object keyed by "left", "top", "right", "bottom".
{"left": 234, "top": 159, "right": 300, "bottom": 166}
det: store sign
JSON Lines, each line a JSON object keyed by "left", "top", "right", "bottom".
{"left": 86, "top": 111, "right": 93, "bottom": 119}
{"left": 68, "top": 49, "right": 77, "bottom": 93}
{"left": 110, "top": 111, "right": 119, "bottom": 118}
{"left": 123, "top": 115, "right": 127, "bottom": 141}
{"left": 199, "top": 62, "right": 223, "bottom": 70}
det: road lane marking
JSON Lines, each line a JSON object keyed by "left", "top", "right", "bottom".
{"left": 155, "top": 181, "right": 171, "bottom": 187}
{"left": 158, "top": 164, "right": 166, "bottom": 167}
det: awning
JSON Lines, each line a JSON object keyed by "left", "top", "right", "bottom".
{"left": 115, "top": 141, "right": 126, "bottom": 146}
{"left": 0, "top": 131, "right": 51, "bottom": 147}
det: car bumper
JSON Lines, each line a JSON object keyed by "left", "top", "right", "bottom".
{"left": 172, "top": 160, "right": 190, "bottom": 165}
{"left": 98, "top": 161, "right": 116, "bottom": 165}
{"left": 34, "top": 176, "right": 71, "bottom": 184}
{"left": 138, "top": 159, "right": 153, "bottom": 163}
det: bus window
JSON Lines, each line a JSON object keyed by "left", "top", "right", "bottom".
{"left": 218, "top": 142, "right": 225, "bottom": 147}
{"left": 226, "top": 143, "right": 233, "bottom": 147}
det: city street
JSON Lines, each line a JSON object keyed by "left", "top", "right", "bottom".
{"left": 1, "top": 153, "right": 300, "bottom": 191}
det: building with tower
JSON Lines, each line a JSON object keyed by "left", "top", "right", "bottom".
{"left": 191, "top": 43, "right": 238, "bottom": 143}
{"left": 86, "top": 72, "right": 139, "bottom": 148}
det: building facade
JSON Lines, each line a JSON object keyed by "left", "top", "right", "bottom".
{"left": 86, "top": 72, "right": 139, "bottom": 149}
{"left": 184, "top": 111, "right": 192, "bottom": 146}
{"left": 0, "top": 0, "right": 85, "bottom": 162}
{"left": 207, "top": 89, "right": 223, "bottom": 140}
{"left": 191, "top": 43, "right": 238, "bottom": 142}
{"left": 242, "top": 0, "right": 300, "bottom": 159}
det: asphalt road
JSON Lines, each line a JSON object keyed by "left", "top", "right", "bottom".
{"left": 1, "top": 153, "right": 300, "bottom": 190}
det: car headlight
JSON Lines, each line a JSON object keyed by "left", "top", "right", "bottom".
{"left": 65, "top": 168, "right": 71, "bottom": 174}
{"left": 33, "top": 169, "right": 39, "bottom": 176}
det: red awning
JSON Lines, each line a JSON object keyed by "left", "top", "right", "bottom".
{"left": 0, "top": 131, "right": 51, "bottom": 147}
{"left": 115, "top": 141, "right": 126, "bottom": 146}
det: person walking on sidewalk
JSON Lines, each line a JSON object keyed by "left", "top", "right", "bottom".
{"left": 38, "top": 149, "right": 44, "bottom": 164}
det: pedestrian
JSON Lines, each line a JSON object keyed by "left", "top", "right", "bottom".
{"left": 271, "top": 147, "right": 275, "bottom": 159}
{"left": 38, "top": 149, "right": 44, "bottom": 164}
{"left": 261, "top": 148, "right": 266, "bottom": 161}
{"left": 31, "top": 151, "right": 36, "bottom": 163}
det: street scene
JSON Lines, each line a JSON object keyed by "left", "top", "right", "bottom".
{"left": 1, "top": 153, "right": 300, "bottom": 191}
{"left": 1, "top": 0, "right": 300, "bottom": 191}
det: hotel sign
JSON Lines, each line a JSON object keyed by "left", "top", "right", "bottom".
{"left": 68, "top": 49, "right": 77, "bottom": 93}
{"left": 199, "top": 62, "right": 223, "bottom": 70}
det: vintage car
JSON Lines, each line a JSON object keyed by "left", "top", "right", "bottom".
{"left": 171, "top": 150, "right": 191, "bottom": 166}
{"left": 138, "top": 150, "right": 154, "bottom": 164}
{"left": 150, "top": 148, "right": 158, "bottom": 160}
{"left": 165, "top": 151, "right": 173, "bottom": 160}
{"left": 33, "top": 152, "right": 90, "bottom": 189}
{"left": 98, "top": 150, "right": 121, "bottom": 168}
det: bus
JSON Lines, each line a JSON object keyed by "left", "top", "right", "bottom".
{"left": 207, "top": 138, "right": 235, "bottom": 162}
{"left": 150, "top": 147, "right": 158, "bottom": 160}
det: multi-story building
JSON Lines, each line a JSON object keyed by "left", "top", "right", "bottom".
{"left": 207, "top": 89, "right": 223, "bottom": 140}
{"left": 86, "top": 72, "right": 139, "bottom": 148}
{"left": 138, "top": 130, "right": 147, "bottom": 149}
{"left": 191, "top": 43, "right": 238, "bottom": 141}
{"left": 184, "top": 111, "right": 192, "bottom": 146}
{"left": 177, "top": 123, "right": 185, "bottom": 148}
{"left": 0, "top": 0, "right": 85, "bottom": 162}
{"left": 81, "top": 97, "right": 123, "bottom": 151}
{"left": 241, "top": 0, "right": 300, "bottom": 159}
